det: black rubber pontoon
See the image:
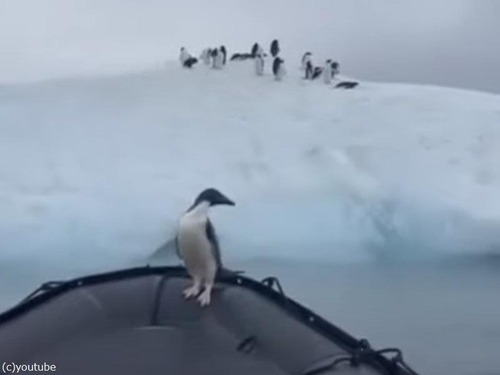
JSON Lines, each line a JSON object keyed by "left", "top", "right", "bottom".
{"left": 0, "top": 266, "right": 418, "bottom": 375}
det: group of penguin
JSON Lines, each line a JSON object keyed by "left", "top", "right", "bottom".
{"left": 301, "top": 52, "right": 338, "bottom": 84}
{"left": 180, "top": 46, "right": 227, "bottom": 69}
{"left": 178, "top": 39, "right": 358, "bottom": 87}
{"left": 240, "top": 39, "right": 285, "bottom": 80}
{"left": 179, "top": 39, "right": 285, "bottom": 81}
{"left": 227, "top": 39, "right": 285, "bottom": 80}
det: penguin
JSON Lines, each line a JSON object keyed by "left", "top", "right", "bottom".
{"left": 305, "top": 60, "right": 314, "bottom": 80}
{"left": 270, "top": 39, "right": 280, "bottom": 58}
{"left": 230, "top": 53, "right": 242, "bottom": 61}
{"left": 230, "top": 52, "right": 254, "bottom": 61}
{"left": 323, "top": 59, "right": 332, "bottom": 84}
{"left": 301, "top": 52, "right": 312, "bottom": 71}
{"left": 200, "top": 48, "right": 211, "bottom": 65}
{"left": 257, "top": 44, "right": 265, "bottom": 57}
{"left": 214, "top": 47, "right": 224, "bottom": 69}
{"left": 254, "top": 52, "right": 265, "bottom": 76}
{"left": 312, "top": 66, "right": 323, "bottom": 80}
{"left": 272, "top": 57, "right": 285, "bottom": 81}
{"left": 331, "top": 61, "right": 340, "bottom": 79}
{"left": 211, "top": 48, "right": 219, "bottom": 69}
{"left": 251, "top": 43, "right": 259, "bottom": 57}
{"left": 176, "top": 188, "right": 235, "bottom": 306}
{"left": 336, "top": 81, "right": 359, "bottom": 89}
{"left": 184, "top": 57, "right": 198, "bottom": 68}
{"left": 179, "top": 47, "right": 190, "bottom": 67}
{"left": 220, "top": 45, "right": 227, "bottom": 65}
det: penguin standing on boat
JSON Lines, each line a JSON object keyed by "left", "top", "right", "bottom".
{"left": 176, "top": 188, "right": 235, "bottom": 306}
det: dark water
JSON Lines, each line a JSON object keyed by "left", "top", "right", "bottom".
{"left": 1, "top": 256, "right": 499, "bottom": 375}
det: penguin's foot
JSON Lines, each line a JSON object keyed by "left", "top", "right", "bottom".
{"left": 197, "top": 285, "right": 213, "bottom": 307}
{"left": 183, "top": 283, "right": 201, "bottom": 299}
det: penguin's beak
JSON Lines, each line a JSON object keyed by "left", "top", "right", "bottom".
{"left": 219, "top": 196, "right": 235, "bottom": 206}
{"left": 215, "top": 193, "right": 235, "bottom": 206}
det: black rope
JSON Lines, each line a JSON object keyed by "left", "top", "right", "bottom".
{"left": 261, "top": 276, "right": 285, "bottom": 297}
{"left": 350, "top": 338, "right": 372, "bottom": 366}
{"left": 386, "top": 349, "right": 419, "bottom": 375}
{"left": 301, "top": 357, "right": 352, "bottom": 375}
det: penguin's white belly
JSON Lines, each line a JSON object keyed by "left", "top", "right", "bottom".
{"left": 178, "top": 219, "right": 216, "bottom": 281}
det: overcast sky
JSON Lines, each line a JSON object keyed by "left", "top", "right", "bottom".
{"left": 0, "top": 0, "right": 499, "bottom": 93}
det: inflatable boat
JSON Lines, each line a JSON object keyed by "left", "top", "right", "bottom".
{"left": 0, "top": 266, "right": 418, "bottom": 374}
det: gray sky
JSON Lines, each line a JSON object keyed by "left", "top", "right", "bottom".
{"left": 1, "top": 0, "right": 499, "bottom": 93}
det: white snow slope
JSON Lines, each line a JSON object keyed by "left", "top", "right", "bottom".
{"left": 1, "top": 61, "right": 500, "bottom": 277}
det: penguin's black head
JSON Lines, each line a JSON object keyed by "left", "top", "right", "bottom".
{"left": 192, "top": 188, "right": 235, "bottom": 208}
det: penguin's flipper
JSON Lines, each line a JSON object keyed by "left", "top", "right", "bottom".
{"left": 205, "top": 219, "right": 223, "bottom": 268}
{"left": 205, "top": 219, "right": 244, "bottom": 280}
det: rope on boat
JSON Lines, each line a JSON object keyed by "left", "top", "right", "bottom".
{"left": 303, "top": 339, "right": 419, "bottom": 375}
{"left": 261, "top": 276, "right": 286, "bottom": 297}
